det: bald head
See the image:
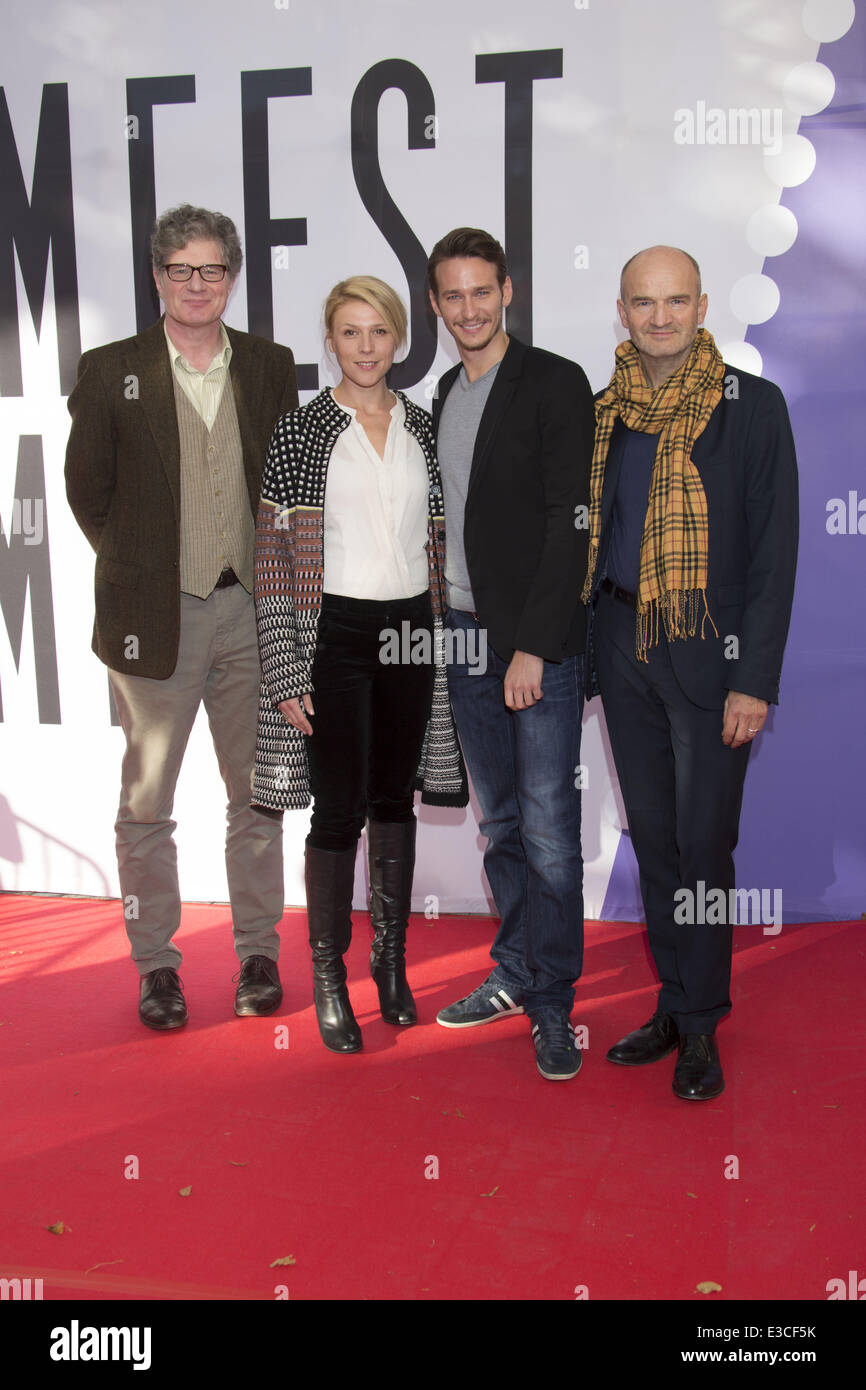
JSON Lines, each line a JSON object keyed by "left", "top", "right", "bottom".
{"left": 616, "top": 245, "right": 708, "bottom": 388}
{"left": 620, "top": 245, "right": 701, "bottom": 302}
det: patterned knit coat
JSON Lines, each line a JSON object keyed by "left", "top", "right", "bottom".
{"left": 251, "top": 386, "right": 468, "bottom": 811}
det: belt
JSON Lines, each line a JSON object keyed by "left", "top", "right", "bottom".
{"left": 213, "top": 567, "right": 240, "bottom": 590}
{"left": 321, "top": 590, "right": 431, "bottom": 615}
{"left": 600, "top": 576, "right": 636, "bottom": 608}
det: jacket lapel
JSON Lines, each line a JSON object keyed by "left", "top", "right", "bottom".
{"left": 466, "top": 336, "right": 524, "bottom": 501}
{"left": 135, "top": 320, "right": 264, "bottom": 517}
{"left": 432, "top": 363, "right": 460, "bottom": 437}
{"left": 596, "top": 418, "right": 626, "bottom": 578}
{"left": 134, "top": 318, "right": 181, "bottom": 515}
{"left": 226, "top": 327, "right": 263, "bottom": 508}
{"left": 600, "top": 419, "right": 626, "bottom": 531}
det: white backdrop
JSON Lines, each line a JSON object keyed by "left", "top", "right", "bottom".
{"left": 0, "top": 0, "right": 836, "bottom": 912}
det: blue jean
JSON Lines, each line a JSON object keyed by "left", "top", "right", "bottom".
{"left": 445, "top": 609, "right": 585, "bottom": 1013}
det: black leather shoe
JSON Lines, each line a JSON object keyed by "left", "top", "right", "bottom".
{"left": 234, "top": 955, "right": 283, "bottom": 1016}
{"left": 672, "top": 1033, "right": 725, "bottom": 1100}
{"left": 139, "top": 968, "right": 187, "bottom": 1030}
{"left": 606, "top": 1011, "right": 678, "bottom": 1065}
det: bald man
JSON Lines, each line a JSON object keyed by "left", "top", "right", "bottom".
{"left": 582, "top": 246, "right": 798, "bottom": 1099}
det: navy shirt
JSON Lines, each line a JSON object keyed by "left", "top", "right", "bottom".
{"left": 606, "top": 427, "right": 659, "bottom": 593}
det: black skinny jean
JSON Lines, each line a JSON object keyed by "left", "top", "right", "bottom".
{"left": 305, "top": 590, "right": 435, "bottom": 852}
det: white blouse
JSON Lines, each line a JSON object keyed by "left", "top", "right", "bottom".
{"left": 324, "top": 393, "right": 430, "bottom": 600}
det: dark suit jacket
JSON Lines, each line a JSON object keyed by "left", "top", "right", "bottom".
{"left": 65, "top": 317, "right": 298, "bottom": 678}
{"left": 588, "top": 366, "right": 798, "bottom": 709}
{"left": 432, "top": 336, "right": 594, "bottom": 663}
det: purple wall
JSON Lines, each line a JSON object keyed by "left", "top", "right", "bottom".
{"left": 603, "top": 12, "right": 866, "bottom": 924}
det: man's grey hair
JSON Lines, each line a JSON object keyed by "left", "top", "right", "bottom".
{"left": 151, "top": 204, "right": 243, "bottom": 277}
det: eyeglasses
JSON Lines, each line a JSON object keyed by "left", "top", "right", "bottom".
{"left": 162, "top": 263, "right": 228, "bottom": 282}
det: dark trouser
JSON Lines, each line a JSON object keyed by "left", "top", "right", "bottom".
{"left": 445, "top": 608, "right": 585, "bottom": 1015}
{"left": 306, "top": 591, "right": 434, "bottom": 852}
{"left": 593, "top": 584, "right": 751, "bottom": 1035}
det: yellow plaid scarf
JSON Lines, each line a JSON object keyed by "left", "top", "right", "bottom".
{"left": 581, "top": 327, "right": 725, "bottom": 660}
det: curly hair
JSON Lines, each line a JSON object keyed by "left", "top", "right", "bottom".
{"left": 150, "top": 204, "right": 243, "bottom": 278}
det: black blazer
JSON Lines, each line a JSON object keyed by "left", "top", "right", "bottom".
{"left": 432, "top": 336, "right": 594, "bottom": 663}
{"left": 588, "top": 366, "right": 799, "bottom": 709}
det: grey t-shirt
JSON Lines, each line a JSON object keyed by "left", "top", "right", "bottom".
{"left": 437, "top": 360, "right": 501, "bottom": 611}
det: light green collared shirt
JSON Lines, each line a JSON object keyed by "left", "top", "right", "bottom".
{"left": 164, "top": 321, "right": 232, "bottom": 430}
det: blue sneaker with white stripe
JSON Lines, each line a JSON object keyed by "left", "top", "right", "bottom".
{"left": 530, "top": 1009, "right": 582, "bottom": 1080}
{"left": 436, "top": 972, "right": 525, "bottom": 1028}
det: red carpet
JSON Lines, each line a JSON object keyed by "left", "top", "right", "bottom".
{"left": 0, "top": 893, "right": 863, "bottom": 1302}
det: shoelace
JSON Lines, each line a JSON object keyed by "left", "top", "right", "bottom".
{"left": 148, "top": 968, "right": 183, "bottom": 995}
{"left": 233, "top": 957, "right": 275, "bottom": 985}
{"left": 532, "top": 1014, "right": 576, "bottom": 1051}
{"left": 465, "top": 979, "right": 507, "bottom": 1006}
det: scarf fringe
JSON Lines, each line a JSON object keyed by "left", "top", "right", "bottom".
{"left": 635, "top": 589, "right": 719, "bottom": 662}
{"left": 581, "top": 538, "right": 599, "bottom": 606}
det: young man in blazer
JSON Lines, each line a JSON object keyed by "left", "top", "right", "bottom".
{"left": 65, "top": 204, "right": 298, "bottom": 1030}
{"left": 584, "top": 245, "right": 798, "bottom": 1099}
{"left": 428, "top": 227, "right": 594, "bottom": 1080}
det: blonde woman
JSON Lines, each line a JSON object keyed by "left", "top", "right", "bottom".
{"left": 252, "top": 277, "right": 466, "bottom": 1052}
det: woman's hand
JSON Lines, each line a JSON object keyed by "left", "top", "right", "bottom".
{"left": 279, "top": 694, "right": 315, "bottom": 737}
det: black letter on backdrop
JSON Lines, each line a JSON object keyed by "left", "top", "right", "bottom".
{"left": 126, "top": 75, "right": 196, "bottom": 332}
{"left": 351, "top": 60, "right": 437, "bottom": 389}
{"left": 475, "top": 50, "right": 563, "bottom": 344}
{"left": 0, "top": 437, "right": 59, "bottom": 723}
{"left": 241, "top": 68, "right": 316, "bottom": 390}
{"left": 0, "top": 85, "right": 80, "bottom": 396}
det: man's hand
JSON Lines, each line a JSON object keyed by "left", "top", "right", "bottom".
{"left": 722, "top": 691, "right": 767, "bottom": 748}
{"left": 279, "top": 694, "right": 314, "bottom": 736}
{"left": 504, "top": 651, "right": 544, "bottom": 710}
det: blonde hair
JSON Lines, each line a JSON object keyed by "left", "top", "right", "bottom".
{"left": 324, "top": 276, "right": 408, "bottom": 348}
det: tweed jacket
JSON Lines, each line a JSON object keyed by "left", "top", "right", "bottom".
{"left": 65, "top": 316, "right": 298, "bottom": 678}
{"left": 251, "top": 386, "right": 468, "bottom": 810}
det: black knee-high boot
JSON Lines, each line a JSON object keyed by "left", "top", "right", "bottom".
{"left": 304, "top": 843, "right": 362, "bottom": 1053}
{"left": 367, "top": 819, "right": 417, "bottom": 1026}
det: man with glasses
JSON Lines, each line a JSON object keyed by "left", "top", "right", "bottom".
{"left": 65, "top": 204, "right": 298, "bottom": 1029}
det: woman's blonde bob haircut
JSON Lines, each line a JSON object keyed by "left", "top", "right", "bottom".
{"left": 324, "top": 275, "right": 408, "bottom": 350}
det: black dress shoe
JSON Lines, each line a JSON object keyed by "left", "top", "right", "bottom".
{"left": 234, "top": 956, "right": 283, "bottom": 1016}
{"left": 606, "top": 1011, "right": 678, "bottom": 1065}
{"left": 672, "top": 1033, "right": 725, "bottom": 1100}
{"left": 139, "top": 968, "right": 187, "bottom": 1030}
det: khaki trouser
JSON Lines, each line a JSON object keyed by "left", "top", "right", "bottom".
{"left": 107, "top": 584, "right": 284, "bottom": 975}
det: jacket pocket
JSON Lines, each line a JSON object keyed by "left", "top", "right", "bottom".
{"left": 97, "top": 557, "right": 140, "bottom": 589}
